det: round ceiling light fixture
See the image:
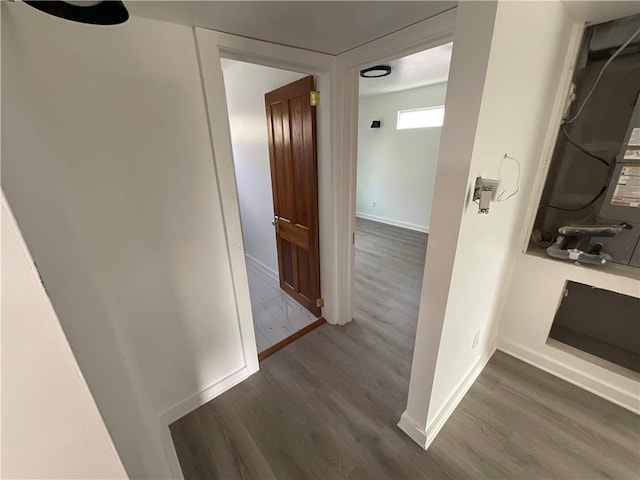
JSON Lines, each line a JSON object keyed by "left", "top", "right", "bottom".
{"left": 360, "top": 65, "right": 392, "bottom": 78}
{"left": 24, "top": 1, "right": 129, "bottom": 25}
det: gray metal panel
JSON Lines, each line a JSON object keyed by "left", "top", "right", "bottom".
{"left": 596, "top": 219, "right": 640, "bottom": 265}
{"left": 630, "top": 235, "right": 640, "bottom": 268}
{"left": 597, "top": 96, "right": 640, "bottom": 266}
{"left": 598, "top": 100, "right": 640, "bottom": 223}
{"left": 535, "top": 34, "right": 640, "bottom": 238}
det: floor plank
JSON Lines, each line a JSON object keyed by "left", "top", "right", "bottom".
{"left": 171, "top": 218, "right": 640, "bottom": 479}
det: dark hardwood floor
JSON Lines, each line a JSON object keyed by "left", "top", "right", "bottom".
{"left": 170, "top": 218, "right": 640, "bottom": 479}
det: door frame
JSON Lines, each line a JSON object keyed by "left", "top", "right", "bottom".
{"left": 336, "top": 8, "right": 459, "bottom": 447}
{"left": 194, "top": 5, "right": 459, "bottom": 453}
{"left": 194, "top": 28, "right": 338, "bottom": 373}
{"left": 337, "top": 9, "right": 457, "bottom": 325}
{"left": 194, "top": 7, "right": 457, "bottom": 366}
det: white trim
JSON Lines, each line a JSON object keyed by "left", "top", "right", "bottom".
{"left": 397, "top": 412, "right": 427, "bottom": 446}
{"left": 245, "top": 254, "right": 279, "bottom": 285}
{"left": 156, "top": 365, "right": 255, "bottom": 479}
{"left": 194, "top": 27, "right": 342, "bottom": 326}
{"left": 193, "top": 27, "right": 260, "bottom": 377}
{"left": 337, "top": 7, "right": 457, "bottom": 338}
{"left": 420, "top": 337, "right": 497, "bottom": 450}
{"left": 158, "top": 366, "right": 253, "bottom": 426}
{"left": 160, "top": 425, "right": 185, "bottom": 479}
{"left": 356, "top": 212, "right": 429, "bottom": 233}
{"left": 337, "top": 9, "right": 457, "bottom": 448}
{"left": 498, "top": 338, "right": 640, "bottom": 415}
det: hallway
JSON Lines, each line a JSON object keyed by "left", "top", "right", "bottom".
{"left": 169, "top": 220, "right": 639, "bottom": 479}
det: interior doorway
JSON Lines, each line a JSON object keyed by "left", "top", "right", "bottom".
{"left": 353, "top": 43, "right": 453, "bottom": 348}
{"left": 221, "top": 59, "right": 324, "bottom": 359}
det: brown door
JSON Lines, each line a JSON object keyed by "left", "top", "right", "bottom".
{"left": 265, "top": 76, "right": 321, "bottom": 317}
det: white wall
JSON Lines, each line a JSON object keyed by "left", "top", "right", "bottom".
{"left": 401, "top": 0, "right": 582, "bottom": 446}
{"left": 223, "top": 61, "right": 306, "bottom": 277}
{"left": 495, "top": 2, "right": 640, "bottom": 416}
{"left": 2, "top": 4, "right": 256, "bottom": 477}
{"left": 356, "top": 84, "right": 446, "bottom": 232}
{"left": 1, "top": 195, "right": 128, "bottom": 479}
{"left": 426, "top": 0, "right": 577, "bottom": 427}
{"left": 399, "top": 1, "right": 497, "bottom": 445}
{"left": 499, "top": 254, "right": 640, "bottom": 412}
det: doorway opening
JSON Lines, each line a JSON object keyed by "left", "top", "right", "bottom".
{"left": 221, "top": 59, "right": 324, "bottom": 360}
{"left": 353, "top": 43, "right": 452, "bottom": 357}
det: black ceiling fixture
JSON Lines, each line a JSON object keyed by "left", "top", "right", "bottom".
{"left": 360, "top": 65, "right": 392, "bottom": 78}
{"left": 24, "top": 1, "right": 129, "bottom": 25}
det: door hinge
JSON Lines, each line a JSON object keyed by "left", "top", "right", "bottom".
{"left": 310, "top": 90, "right": 320, "bottom": 107}
{"left": 316, "top": 297, "right": 324, "bottom": 308}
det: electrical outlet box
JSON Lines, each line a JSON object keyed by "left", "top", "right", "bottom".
{"left": 473, "top": 177, "right": 500, "bottom": 214}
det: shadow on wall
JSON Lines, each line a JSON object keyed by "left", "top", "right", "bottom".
{"left": 2, "top": 4, "right": 246, "bottom": 478}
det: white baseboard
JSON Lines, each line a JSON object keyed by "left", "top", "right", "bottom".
{"left": 245, "top": 254, "right": 279, "bottom": 286}
{"left": 398, "top": 411, "right": 427, "bottom": 446}
{"left": 420, "top": 337, "right": 497, "bottom": 450}
{"left": 157, "top": 366, "right": 258, "bottom": 479}
{"left": 158, "top": 366, "right": 254, "bottom": 426}
{"left": 161, "top": 424, "right": 185, "bottom": 479}
{"left": 397, "top": 338, "right": 497, "bottom": 450}
{"left": 356, "top": 212, "right": 429, "bottom": 233}
{"left": 497, "top": 338, "right": 640, "bottom": 415}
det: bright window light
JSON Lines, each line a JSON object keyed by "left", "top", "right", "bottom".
{"left": 397, "top": 106, "right": 445, "bottom": 130}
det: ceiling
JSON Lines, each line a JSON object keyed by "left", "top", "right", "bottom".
{"left": 127, "top": 1, "right": 457, "bottom": 55}
{"left": 359, "top": 42, "right": 452, "bottom": 97}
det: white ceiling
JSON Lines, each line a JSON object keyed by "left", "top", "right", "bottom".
{"left": 127, "top": 1, "right": 457, "bottom": 55}
{"left": 359, "top": 42, "right": 452, "bottom": 97}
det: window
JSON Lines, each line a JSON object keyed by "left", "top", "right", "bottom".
{"left": 396, "top": 106, "right": 445, "bottom": 130}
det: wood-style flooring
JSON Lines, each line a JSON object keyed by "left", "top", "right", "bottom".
{"left": 170, "top": 218, "right": 640, "bottom": 479}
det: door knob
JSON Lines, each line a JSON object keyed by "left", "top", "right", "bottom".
{"left": 272, "top": 216, "right": 279, "bottom": 233}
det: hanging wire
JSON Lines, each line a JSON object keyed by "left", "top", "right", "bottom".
{"left": 496, "top": 154, "right": 520, "bottom": 202}
{"left": 538, "top": 148, "right": 616, "bottom": 212}
{"left": 561, "top": 125, "right": 610, "bottom": 167}
{"left": 538, "top": 185, "right": 608, "bottom": 212}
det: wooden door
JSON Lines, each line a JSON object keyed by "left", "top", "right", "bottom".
{"left": 265, "top": 76, "right": 321, "bottom": 317}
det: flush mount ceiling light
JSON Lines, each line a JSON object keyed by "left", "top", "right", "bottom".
{"left": 24, "top": 1, "right": 129, "bottom": 25}
{"left": 360, "top": 65, "right": 392, "bottom": 78}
